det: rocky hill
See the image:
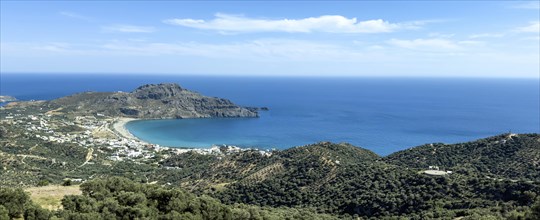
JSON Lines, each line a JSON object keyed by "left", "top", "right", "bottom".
{"left": 43, "top": 83, "right": 258, "bottom": 119}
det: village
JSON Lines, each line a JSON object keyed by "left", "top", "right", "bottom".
{"left": 0, "top": 106, "right": 268, "bottom": 168}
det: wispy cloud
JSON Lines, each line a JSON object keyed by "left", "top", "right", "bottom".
{"left": 102, "top": 25, "right": 156, "bottom": 33}
{"left": 163, "top": 13, "right": 431, "bottom": 34}
{"left": 1, "top": 40, "right": 369, "bottom": 62}
{"left": 2, "top": 39, "right": 537, "bottom": 77}
{"left": 386, "top": 38, "right": 485, "bottom": 51}
{"left": 387, "top": 38, "right": 462, "bottom": 51}
{"left": 428, "top": 33, "right": 455, "bottom": 38}
{"left": 511, "top": 1, "right": 540, "bottom": 9}
{"left": 469, "top": 33, "right": 505, "bottom": 39}
{"left": 1, "top": 42, "right": 100, "bottom": 56}
{"left": 59, "top": 11, "right": 93, "bottom": 22}
{"left": 521, "top": 36, "right": 540, "bottom": 41}
{"left": 98, "top": 39, "right": 367, "bottom": 61}
{"left": 514, "top": 21, "right": 540, "bottom": 33}
{"left": 33, "top": 42, "right": 73, "bottom": 52}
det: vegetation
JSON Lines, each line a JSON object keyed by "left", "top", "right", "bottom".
{"left": 25, "top": 185, "right": 81, "bottom": 211}
{"left": 0, "top": 177, "right": 539, "bottom": 219}
{"left": 385, "top": 133, "right": 540, "bottom": 181}
{"left": 1, "top": 177, "right": 336, "bottom": 219}
{"left": 154, "top": 140, "right": 540, "bottom": 219}
{"left": 1, "top": 110, "right": 539, "bottom": 219}
{"left": 211, "top": 143, "right": 540, "bottom": 218}
{"left": 0, "top": 187, "right": 51, "bottom": 219}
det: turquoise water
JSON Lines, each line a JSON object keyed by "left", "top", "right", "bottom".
{"left": 124, "top": 78, "right": 539, "bottom": 155}
{"left": 1, "top": 74, "right": 538, "bottom": 155}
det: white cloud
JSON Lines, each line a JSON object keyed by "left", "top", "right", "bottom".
{"left": 511, "top": 1, "right": 540, "bottom": 9}
{"left": 2, "top": 40, "right": 537, "bottom": 77}
{"left": 514, "top": 21, "right": 540, "bottom": 33}
{"left": 1, "top": 39, "right": 379, "bottom": 62}
{"left": 386, "top": 38, "right": 487, "bottom": 52}
{"left": 0, "top": 42, "right": 101, "bottom": 57}
{"left": 469, "top": 33, "right": 504, "bottom": 39}
{"left": 163, "top": 13, "right": 428, "bottom": 33}
{"left": 521, "top": 36, "right": 540, "bottom": 41}
{"left": 102, "top": 25, "right": 156, "bottom": 33}
{"left": 33, "top": 42, "right": 73, "bottom": 52}
{"left": 387, "top": 38, "right": 462, "bottom": 51}
{"left": 457, "top": 40, "right": 485, "bottom": 46}
{"left": 428, "top": 32, "right": 455, "bottom": 38}
{"left": 97, "top": 39, "right": 369, "bottom": 61}
{"left": 59, "top": 11, "right": 93, "bottom": 22}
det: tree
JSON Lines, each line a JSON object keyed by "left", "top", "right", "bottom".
{"left": 61, "top": 195, "right": 97, "bottom": 213}
{"left": 528, "top": 199, "right": 540, "bottom": 220}
{"left": 0, "top": 188, "right": 30, "bottom": 219}
{"left": 24, "top": 204, "right": 51, "bottom": 220}
{"left": 37, "top": 180, "right": 49, "bottom": 187}
{"left": 0, "top": 205, "right": 9, "bottom": 220}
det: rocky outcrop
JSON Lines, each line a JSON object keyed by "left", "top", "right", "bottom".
{"left": 45, "top": 83, "right": 258, "bottom": 119}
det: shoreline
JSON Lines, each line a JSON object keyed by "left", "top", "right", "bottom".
{"left": 110, "top": 117, "right": 250, "bottom": 152}
{"left": 111, "top": 117, "right": 197, "bottom": 148}
{"left": 112, "top": 117, "right": 148, "bottom": 143}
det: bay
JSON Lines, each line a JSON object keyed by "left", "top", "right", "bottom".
{"left": 2, "top": 73, "right": 538, "bottom": 155}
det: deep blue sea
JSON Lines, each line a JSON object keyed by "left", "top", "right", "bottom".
{"left": 1, "top": 73, "right": 539, "bottom": 155}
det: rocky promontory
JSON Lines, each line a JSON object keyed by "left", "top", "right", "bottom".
{"left": 42, "top": 83, "right": 258, "bottom": 119}
{"left": 0, "top": 95, "right": 17, "bottom": 103}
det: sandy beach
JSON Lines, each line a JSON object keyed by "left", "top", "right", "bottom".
{"left": 111, "top": 118, "right": 201, "bottom": 153}
{"left": 112, "top": 117, "right": 141, "bottom": 140}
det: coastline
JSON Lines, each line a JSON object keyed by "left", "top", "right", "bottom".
{"left": 112, "top": 118, "right": 146, "bottom": 143}
{"left": 111, "top": 117, "right": 235, "bottom": 154}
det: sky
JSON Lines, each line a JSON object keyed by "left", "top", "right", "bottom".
{"left": 0, "top": 1, "right": 539, "bottom": 77}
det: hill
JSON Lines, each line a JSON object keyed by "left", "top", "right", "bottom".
{"left": 385, "top": 133, "right": 540, "bottom": 181}
{"left": 7, "top": 83, "right": 258, "bottom": 119}
{"left": 157, "top": 140, "right": 540, "bottom": 218}
{"left": 157, "top": 142, "right": 380, "bottom": 191}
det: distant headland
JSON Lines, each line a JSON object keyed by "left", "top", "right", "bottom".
{"left": 4, "top": 83, "right": 259, "bottom": 119}
{"left": 0, "top": 95, "right": 17, "bottom": 103}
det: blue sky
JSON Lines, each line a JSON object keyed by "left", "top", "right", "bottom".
{"left": 1, "top": 1, "right": 539, "bottom": 77}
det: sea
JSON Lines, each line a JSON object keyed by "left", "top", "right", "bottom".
{"left": 1, "top": 73, "right": 539, "bottom": 155}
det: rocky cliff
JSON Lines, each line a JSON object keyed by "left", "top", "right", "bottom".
{"left": 44, "top": 83, "right": 258, "bottom": 119}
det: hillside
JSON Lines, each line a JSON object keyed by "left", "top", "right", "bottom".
{"left": 157, "top": 142, "right": 380, "bottom": 191}
{"left": 9, "top": 83, "right": 258, "bottom": 119}
{"left": 1, "top": 177, "right": 338, "bottom": 220}
{"left": 385, "top": 133, "right": 540, "bottom": 181}
{"left": 156, "top": 140, "right": 540, "bottom": 218}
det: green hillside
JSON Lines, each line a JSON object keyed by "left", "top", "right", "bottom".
{"left": 385, "top": 133, "right": 540, "bottom": 181}
{"left": 1, "top": 177, "right": 338, "bottom": 220}
{"left": 154, "top": 140, "right": 540, "bottom": 219}
{"left": 2, "top": 114, "right": 540, "bottom": 219}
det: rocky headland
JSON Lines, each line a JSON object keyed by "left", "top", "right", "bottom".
{"left": 34, "top": 83, "right": 259, "bottom": 119}
{"left": 0, "top": 95, "right": 17, "bottom": 103}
